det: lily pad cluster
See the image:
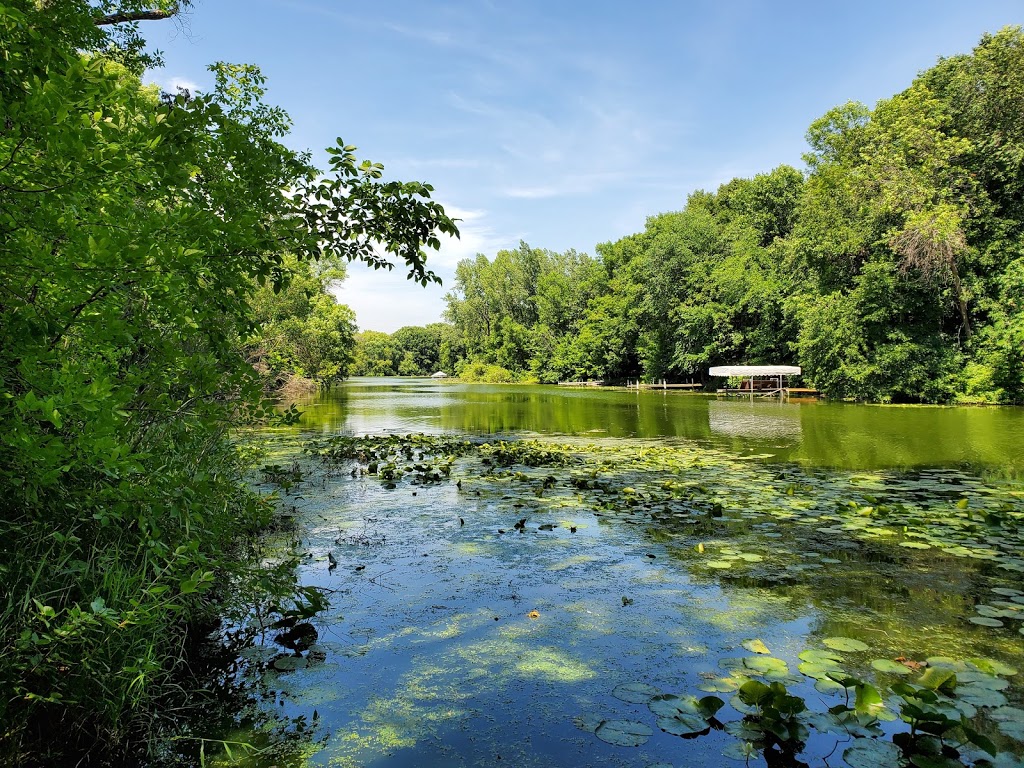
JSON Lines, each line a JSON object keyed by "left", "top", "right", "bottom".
{"left": 587, "top": 647, "right": 1019, "bottom": 765}
{"left": 303, "top": 434, "right": 1024, "bottom": 644}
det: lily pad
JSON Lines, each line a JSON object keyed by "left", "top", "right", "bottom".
{"left": 823, "top": 636, "right": 869, "bottom": 652}
{"left": 871, "top": 658, "right": 913, "bottom": 675}
{"left": 656, "top": 713, "right": 710, "bottom": 737}
{"left": 799, "top": 661, "right": 845, "bottom": 679}
{"left": 976, "top": 605, "right": 1018, "bottom": 618}
{"left": 990, "top": 707, "right": 1024, "bottom": 741}
{"left": 648, "top": 694, "right": 697, "bottom": 718}
{"left": 967, "top": 658, "right": 1018, "bottom": 676}
{"left": 271, "top": 655, "right": 308, "bottom": 671}
{"left": 991, "top": 587, "right": 1023, "bottom": 597}
{"left": 572, "top": 714, "right": 603, "bottom": 733}
{"left": 743, "top": 655, "right": 790, "bottom": 679}
{"left": 612, "top": 682, "right": 660, "bottom": 703}
{"left": 741, "top": 638, "right": 771, "bottom": 655}
{"left": 956, "top": 672, "right": 1008, "bottom": 690}
{"left": 843, "top": 739, "right": 905, "bottom": 768}
{"left": 969, "top": 616, "right": 1005, "bottom": 627}
{"left": 814, "top": 678, "right": 846, "bottom": 694}
{"left": 722, "top": 741, "right": 759, "bottom": 761}
{"left": 956, "top": 685, "right": 1008, "bottom": 708}
{"left": 697, "top": 676, "right": 748, "bottom": 693}
{"left": 799, "top": 648, "right": 844, "bottom": 663}
{"left": 724, "top": 720, "right": 765, "bottom": 740}
{"left": 594, "top": 719, "right": 653, "bottom": 747}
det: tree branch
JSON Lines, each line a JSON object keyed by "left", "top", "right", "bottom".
{"left": 95, "top": 7, "right": 178, "bottom": 26}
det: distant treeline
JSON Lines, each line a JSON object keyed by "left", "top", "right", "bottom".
{"left": 439, "top": 28, "right": 1024, "bottom": 403}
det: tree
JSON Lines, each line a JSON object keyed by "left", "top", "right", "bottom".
{"left": 351, "top": 331, "right": 400, "bottom": 376}
{"left": 249, "top": 256, "right": 357, "bottom": 387}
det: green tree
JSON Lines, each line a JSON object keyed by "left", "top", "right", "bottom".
{"left": 392, "top": 323, "right": 447, "bottom": 375}
{"left": 350, "top": 331, "right": 399, "bottom": 375}
{"left": 249, "top": 256, "right": 357, "bottom": 387}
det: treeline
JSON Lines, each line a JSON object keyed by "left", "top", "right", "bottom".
{"left": 443, "top": 28, "right": 1024, "bottom": 403}
{"left": 0, "top": 2, "right": 454, "bottom": 764}
{"left": 350, "top": 323, "right": 449, "bottom": 376}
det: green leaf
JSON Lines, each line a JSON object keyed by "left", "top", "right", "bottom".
{"left": 742, "top": 638, "right": 771, "bottom": 654}
{"left": 656, "top": 713, "right": 709, "bottom": 736}
{"left": 918, "top": 668, "right": 957, "bottom": 693}
{"left": 594, "top": 719, "right": 652, "bottom": 747}
{"left": 823, "top": 636, "right": 869, "bottom": 652}
{"left": 843, "top": 739, "right": 905, "bottom": 768}
{"left": 611, "top": 682, "right": 660, "bottom": 703}
{"left": 855, "top": 682, "right": 884, "bottom": 712}
{"left": 872, "top": 659, "right": 913, "bottom": 675}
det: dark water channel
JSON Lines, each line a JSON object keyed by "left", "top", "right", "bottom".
{"left": 204, "top": 379, "right": 1024, "bottom": 768}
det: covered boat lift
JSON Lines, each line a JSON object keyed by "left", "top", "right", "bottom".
{"left": 708, "top": 365, "right": 816, "bottom": 398}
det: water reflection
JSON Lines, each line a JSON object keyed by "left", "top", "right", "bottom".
{"left": 708, "top": 399, "right": 803, "bottom": 440}
{"left": 290, "top": 378, "right": 1024, "bottom": 473}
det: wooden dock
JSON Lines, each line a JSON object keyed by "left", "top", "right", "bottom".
{"left": 716, "top": 387, "right": 820, "bottom": 398}
{"left": 626, "top": 379, "right": 703, "bottom": 390}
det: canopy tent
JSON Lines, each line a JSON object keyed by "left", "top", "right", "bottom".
{"left": 708, "top": 365, "right": 801, "bottom": 377}
{"left": 430, "top": 371, "right": 448, "bottom": 379}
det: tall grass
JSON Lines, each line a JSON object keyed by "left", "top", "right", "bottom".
{"left": 0, "top": 421, "right": 285, "bottom": 765}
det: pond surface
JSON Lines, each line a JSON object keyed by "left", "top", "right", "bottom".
{"left": 204, "top": 379, "right": 1024, "bottom": 768}
{"left": 296, "top": 378, "right": 1024, "bottom": 475}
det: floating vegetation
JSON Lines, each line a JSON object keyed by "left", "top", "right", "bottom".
{"left": 592, "top": 653, "right": 1017, "bottom": 766}
{"left": 217, "top": 432, "right": 1024, "bottom": 767}
{"left": 304, "top": 433, "right": 1024, "bottom": 624}
{"left": 593, "top": 719, "right": 653, "bottom": 747}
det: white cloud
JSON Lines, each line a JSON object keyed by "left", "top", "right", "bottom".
{"left": 146, "top": 72, "right": 202, "bottom": 95}
{"left": 330, "top": 201, "right": 514, "bottom": 332}
{"left": 333, "top": 264, "right": 449, "bottom": 333}
{"left": 430, "top": 202, "right": 508, "bottom": 268}
{"left": 166, "top": 76, "right": 200, "bottom": 94}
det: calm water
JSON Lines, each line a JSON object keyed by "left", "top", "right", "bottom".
{"left": 294, "top": 378, "right": 1024, "bottom": 474}
{"left": 203, "top": 379, "right": 1024, "bottom": 768}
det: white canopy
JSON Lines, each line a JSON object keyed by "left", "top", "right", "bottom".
{"left": 430, "top": 371, "right": 448, "bottom": 379}
{"left": 708, "top": 365, "right": 801, "bottom": 377}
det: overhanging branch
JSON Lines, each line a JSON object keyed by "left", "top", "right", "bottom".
{"left": 95, "top": 6, "right": 178, "bottom": 26}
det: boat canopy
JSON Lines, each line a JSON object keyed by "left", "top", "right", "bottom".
{"left": 708, "top": 365, "right": 801, "bottom": 377}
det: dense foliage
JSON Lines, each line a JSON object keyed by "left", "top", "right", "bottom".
{"left": 248, "top": 256, "right": 358, "bottom": 388}
{"left": 443, "top": 28, "right": 1024, "bottom": 403}
{"left": 349, "top": 323, "right": 452, "bottom": 377}
{"left": 0, "top": 1, "right": 455, "bottom": 763}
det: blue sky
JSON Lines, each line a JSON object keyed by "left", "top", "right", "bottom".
{"left": 148, "top": 1, "right": 1023, "bottom": 332}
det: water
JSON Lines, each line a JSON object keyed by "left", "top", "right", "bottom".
{"left": 199, "top": 379, "right": 1024, "bottom": 767}
{"left": 295, "top": 378, "right": 1024, "bottom": 473}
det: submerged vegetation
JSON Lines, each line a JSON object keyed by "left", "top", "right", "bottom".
{"left": 441, "top": 28, "right": 1024, "bottom": 403}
